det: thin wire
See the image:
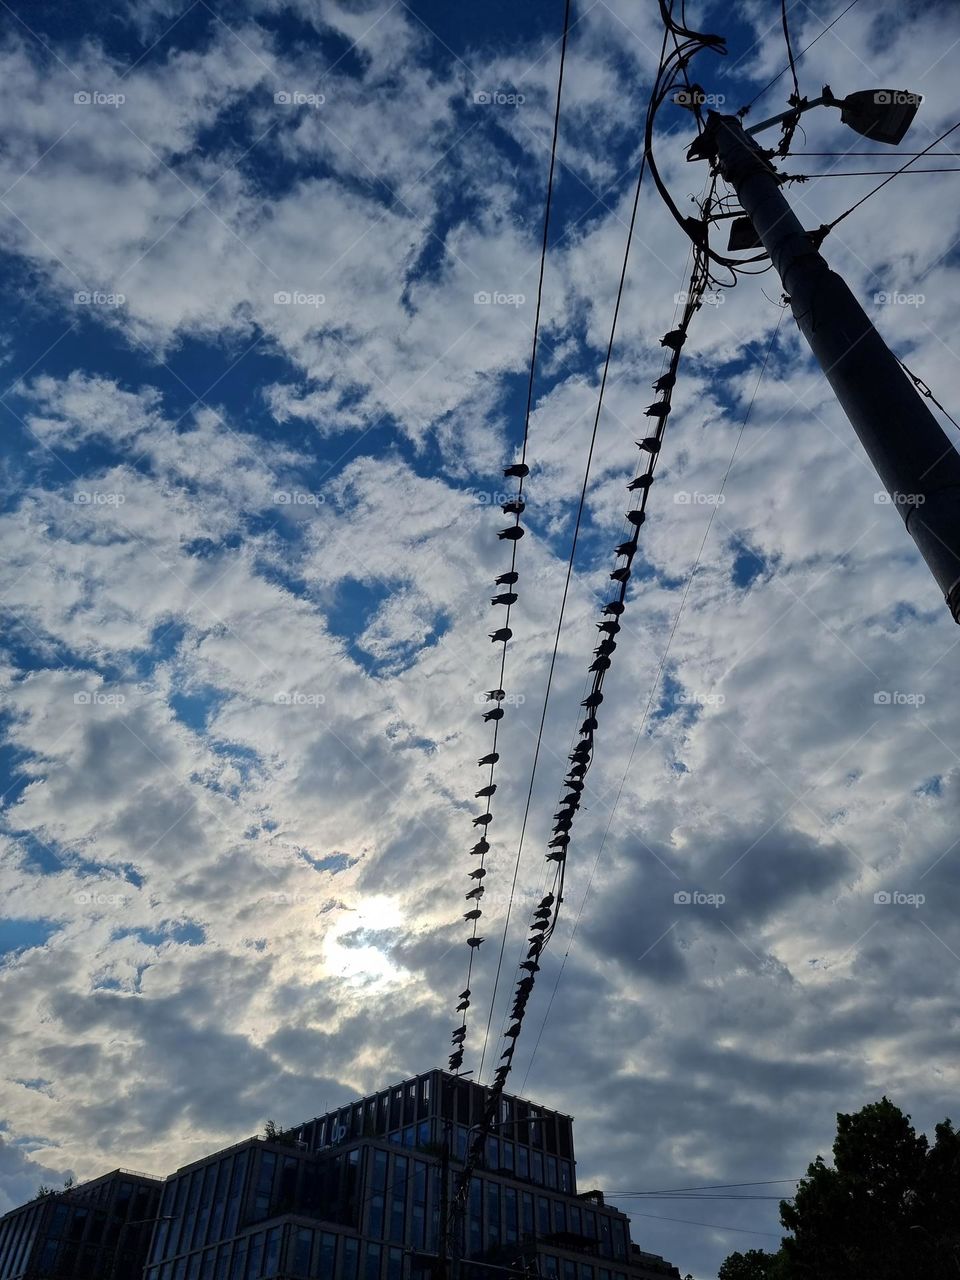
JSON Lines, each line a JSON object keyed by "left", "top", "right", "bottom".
{"left": 895, "top": 356, "right": 960, "bottom": 434}
{"left": 740, "top": 0, "right": 863, "bottom": 114}
{"left": 520, "top": 306, "right": 787, "bottom": 1091}
{"left": 791, "top": 150, "right": 960, "bottom": 157}
{"left": 622, "top": 1210, "right": 784, "bottom": 1239}
{"left": 825, "top": 118, "right": 960, "bottom": 231}
{"left": 607, "top": 1179, "right": 801, "bottom": 1194}
{"left": 790, "top": 167, "right": 960, "bottom": 176}
{"left": 474, "top": 15, "right": 673, "bottom": 1090}
{"left": 449, "top": 0, "right": 573, "bottom": 1076}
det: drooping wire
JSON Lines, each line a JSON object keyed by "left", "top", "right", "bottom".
{"left": 519, "top": 305, "right": 788, "bottom": 1093}
{"left": 774, "top": 0, "right": 804, "bottom": 158}
{"left": 446, "top": 0, "right": 573, "bottom": 1078}
{"left": 473, "top": 0, "right": 681, "bottom": 1091}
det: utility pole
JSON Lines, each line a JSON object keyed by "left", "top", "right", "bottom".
{"left": 688, "top": 111, "right": 960, "bottom": 622}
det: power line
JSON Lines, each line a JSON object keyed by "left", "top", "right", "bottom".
{"left": 740, "top": 0, "right": 863, "bottom": 115}
{"left": 475, "top": 5, "right": 675, "bottom": 1089}
{"left": 824, "top": 117, "right": 960, "bottom": 233}
{"left": 519, "top": 307, "right": 787, "bottom": 1090}
{"left": 620, "top": 1210, "right": 784, "bottom": 1239}
{"left": 606, "top": 1180, "right": 801, "bottom": 1194}
{"left": 790, "top": 167, "right": 960, "bottom": 177}
{"left": 447, "top": 0, "right": 573, "bottom": 1077}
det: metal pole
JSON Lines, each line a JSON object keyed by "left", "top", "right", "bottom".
{"left": 692, "top": 110, "right": 960, "bottom": 622}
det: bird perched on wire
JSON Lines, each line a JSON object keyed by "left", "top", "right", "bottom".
{"left": 490, "top": 627, "right": 512, "bottom": 643}
{"left": 491, "top": 592, "right": 518, "bottom": 606}
{"left": 483, "top": 707, "right": 504, "bottom": 722}
{"left": 496, "top": 571, "right": 519, "bottom": 585}
{"left": 478, "top": 752, "right": 499, "bottom": 766}
{"left": 504, "top": 463, "right": 529, "bottom": 478}
{"left": 498, "top": 526, "right": 525, "bottom": 542}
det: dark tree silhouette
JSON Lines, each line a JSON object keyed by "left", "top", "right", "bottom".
{"left": 719, "top": 1098, "right": 960, "bottom": 1280}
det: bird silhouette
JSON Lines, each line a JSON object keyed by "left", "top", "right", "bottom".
{"left": 603, "top": 601, "right": 625, "bottom": 616}
{"left": 475, "top": 784, "right": 496, "bottom": 798}
{"left": 644, "top": 401, "right": 670, "bottom": 419}
{"left": 582, "top": 690, "right": 604, "bottom": 708}
{"left": 530, "top": 919, "right": 549, "bottom": 932}
{"left": 469, "top": 867, "right": 487, "bottom": 881}
{"left": 547, "top": 849, "right": 566, "bottom": 862}
{"left": 610, "top": 567, "right": 631, "bottom": 583}
{"left": 520, "top": 960, "right": 540, "bottom": 972}
{"left": 464, "top": 909, "right": 482, "bottom": 921}
{"left": 465, "top": 886, "right": 484, "bottom": 900}
{"left": 503, "top": 463, "right": 529, "bottom": 478}
{"left": 459, "top": 988, "right": 471, "bottom": 1000}
{"left": 483, "top": 708, "right": 504, "bottom": 722}
{"left": 589, "top": 655, "right": 611, "bottom": 674}
{"left": 626, "top": 509, "right": 646, "bottom": 527}
{"left": 456, "top": 998, "right": 470, "bottom": 1011}
{"left": 467, "top": 936, "right": 485, "bottom": 948}
{"left": 637, "top": 436, "right": 661, "bottom": 454}
{"left": 501, "top": 499, "right": 525, "bottom": 515}
{"left": 596, "top": 620, "right": 621, "bottom": 635}
{"left": 661, "top": 328, "right": 686, "bottom": 351}
{"left": 616, "top": 539, "right": 638, "bottom": 557}
{"left": 491, "top": 592, "right": 518, "bottom": 606}
{"left": 580, "top": 716, "right": 598, "bottom": 733}
{"left": 628, "top": 473, "right": 653, "bottom": 492}
{"left": 478, "top": 752, "right": 499, "bottom": 766}
{"left": 485, "top": 689, "right": 506, "bottom": 701}
{"left": 470, "top": 838, "right": 489, "bottom": 855}
{"left": 490, "top": 627, "right": 512, "bottom": 642}
{"left": 473, "top": 813, "right": 493, "bottom": 826}
{"left": 496, "top": 571, "right": 519, "bottom": 585}
{"left": 498, "top": 526, "right": 525, "bottom": 541}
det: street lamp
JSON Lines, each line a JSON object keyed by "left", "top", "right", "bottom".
{"left": 742, "top": 84, "right": 922, "bottom": 145}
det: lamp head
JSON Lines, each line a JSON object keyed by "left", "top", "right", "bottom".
{"left": 839, "top": 89, "right": 921, "bottom": 144}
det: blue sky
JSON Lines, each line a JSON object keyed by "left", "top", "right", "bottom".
{"left": 2, "top": 1, "right": 960, "bottom": 1276}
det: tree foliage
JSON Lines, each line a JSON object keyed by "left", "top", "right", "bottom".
{"left": 719, "top": 1098, "right": 960, "bottom": 1280}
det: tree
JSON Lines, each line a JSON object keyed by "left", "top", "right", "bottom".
{"left": 717, "top": 1250, "right": 783, "bottom": 1279}
{"left": 719, "top": 1098, "right": 960, "bottom": 1280}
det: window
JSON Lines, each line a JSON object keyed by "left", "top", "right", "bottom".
{"left": 569, "top": 1206, "right": 581, "bottom": 1236}
{"left": 531, "top": 1152, "right": 544, "bottom": 1185}
{"left": 320, "top": 1232, "right": 337, "bottom": 1278}
{"left": 611, "top": 1220, "right": 627, "bottom": 1261}
{"left": 563, "top": 1261, "right": 577, "bottom": 1280}
{"left": 516, "top": 1146, "right": 529, "bottom": 1180}
{"left": 412, "top": 1162, "right": 427, "bottom": 1250}
{"left": 247, "top": 1232, "right": 264, "bottom": 1278}
{"left": 254, "top": 1152, "right": 277, "bottom": 1220}
{"left": 521, "top": 1192, "right": 534, "bottom": 1238}
{"left": 468, "top": 1179, "right": 482, "bottom": 1257}
{"left": 455, "top": 1128, "right": 468, "bottom": 1162}
{"left": 387, "top": 1247, "right": 403, "bottom": 1280}
{"left": 598, "top": 1217, "right": 612, "bottom": 1259}
{"left": 342, "top": 1238, "right": 360, "bottom": 1280}
{"left": 369, "top": 1151, "right": 388, "bottom": 1238}
{"left": 560, "top": 1162, "right": 573, "bottom": 1194}
{"left": 537, "top": 1197, "right": 551, "bottom": 1234}
{"left": 365, "top": 1242, "right": 382, "bottom": 1280}
{"left": 201, "top": 1250, "right": 216, "bottom": 1280}
{"left": 417, "top": 1121, "right": 432, "bottom": 1148}
{"left": 264, "top": 1227, "right": 282, "bottom": 1276}
{"left": 293, "top": 1229, "right": 313, "bottom": 1276}
{"left": 546, "top": 1157, "right": 558, "bottom": 1190}
{"left": 485, "top": 1136, "right": 498, "bottom": 1170}
{"left": 486, "top": 1182, "right": 500, "bottom": 1249}
{"left": 583, "top": 1210, "right": 596, "bottom": 1241}
{"left": 579, "top": 1266, "right": 593, "bottom": 1280}
{"left": 390, "top": 1156, "right": 407, "bottom": 1243}
{"left": 542, "top": 1258, "right": 559, "bottom": 1280}
{"left": 504, "top": 1188, "right": 518, "bottom": 1244}
{"left": 230, "top": 1236, "right": 247, "bottom": 1280}
{"left": 554, "top": 1201, "right": 567, "bottom": 1233}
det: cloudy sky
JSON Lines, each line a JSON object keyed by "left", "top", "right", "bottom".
{"left": 1, "top": 0, "right": 960, "bottom": 1275}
